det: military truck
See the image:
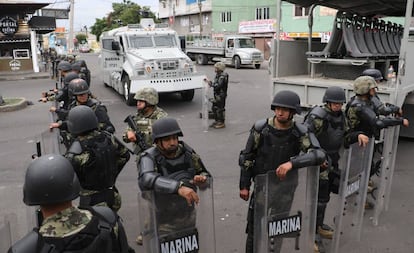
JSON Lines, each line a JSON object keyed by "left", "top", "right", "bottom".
{"left": 185, "top": 35, "right": 264, "bottom": 69}
{"left": 99, "top": 19, "right": 205, "bottom": 105}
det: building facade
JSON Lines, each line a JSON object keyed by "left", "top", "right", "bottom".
{"left": 0, "top": 1, "right": 55, "bottom": 73}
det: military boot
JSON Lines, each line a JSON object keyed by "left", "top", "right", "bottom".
{"left": 136, "top": 235, "right": 143, "bottom": 245}
{"left": 317, "top": 224, "right": 334, "bottom": 239}
{"left": 213, "top": 122, "right": 225, "bottom": 129}
{"left": 209, "top": 121, "right": 218, "bottom": 127}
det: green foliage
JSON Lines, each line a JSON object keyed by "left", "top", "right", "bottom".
{"left": 76, "top": 34, "right": 87, "bottom": 44}
{"left": 90, "top": 0, "right": 159, "bottom": 41}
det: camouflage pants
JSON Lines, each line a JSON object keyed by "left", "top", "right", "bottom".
{"left": 79, "top": 187, "right": 122, "bottom": 212}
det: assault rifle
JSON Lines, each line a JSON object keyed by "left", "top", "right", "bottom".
{"left": 123, "top": 115, "right": 149, "bottom": 154}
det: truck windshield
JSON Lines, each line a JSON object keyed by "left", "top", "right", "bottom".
{"left": 128, "top": 35, "right": 177, "bottom": 48}
{"left": 237, "top": 38, "right": 255, "bottom": 48}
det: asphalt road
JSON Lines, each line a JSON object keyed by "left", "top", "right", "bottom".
{"left": 0, "top": 53, "right": 413, "bottom": 252}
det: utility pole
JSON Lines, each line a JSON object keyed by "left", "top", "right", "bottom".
{"left": 198, "top": 0, "right": 203, "bottom": 37}
{"left": 68, "top": 0, "right": 74, "bottom": 53}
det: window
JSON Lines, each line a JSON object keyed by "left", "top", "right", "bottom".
{"left": 221, "top": 12, "right": 231, "bottom": 23}
{"left": 102, "top": 39, "right": 114, "bottom": 50}
{"left": 294, "top": 5, "right": 310, "bottom": 17}
{"left": 256, "top": 7, "right": 270, "bottom": 20}
{"left": 13, "top": 49, "right": 29, "bottom": 59}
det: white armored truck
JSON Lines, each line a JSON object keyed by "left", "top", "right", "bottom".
{"left": 99, "top": 19, "right": 205, "bottom": 105}
{"left": 185, "top": 35, "right": 264, "bottom": 69}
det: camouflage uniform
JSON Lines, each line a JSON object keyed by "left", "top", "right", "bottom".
{"left": 39, "top": 206, "right": 92, "bottom": 237}
{"left": 68, "top": 130, "right": 130, "bottom": 212}
{"left": 123, "top": 106, "right": 168, "bottom": 155}
{"left": 209, "top": 63, "right": 229, "bottom": 125}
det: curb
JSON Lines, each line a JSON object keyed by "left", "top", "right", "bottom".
{"left": 0, "top": 97, "right": 27, "bottom": 112}
{"left": 0, "top": 74, "right": 50, "bottom": 82}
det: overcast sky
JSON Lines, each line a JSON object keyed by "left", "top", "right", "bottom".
{"left": 48, "top": 0, "right": 158, "bottom": 31}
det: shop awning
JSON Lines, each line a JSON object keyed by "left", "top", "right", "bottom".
{"left": 28, "top": 16, "right": 56, "bottom": 34}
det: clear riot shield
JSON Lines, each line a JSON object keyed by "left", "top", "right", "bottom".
{"left": 200, "top": 79, "right": 209, "bottom": 132}
{"left": 137, "top": 177, "right": 216, "bottom": 253}
{"left": 371, "top": 126, "right": 400, "bottom": 226}
{"left": 331, "top": 138, "right": 375, "bottom": 252}
{"left": 0, "top": 214, "right": 15, "bottom": 252}
{"left": 253, "top": 167, "right": 319, "bottom": 253}
{"left": 39, "top": 130, "right": 61, "bottom": 155}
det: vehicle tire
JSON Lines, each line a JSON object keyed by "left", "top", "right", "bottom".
{"left": 181, "top": 89, "right": 195, "bottom": 101}
{"left": 197, "top": 54, "right": 208, "bottom": 65}
{"left": 122, "top": 75, "right": 135, "bottom": 106}
{"left": 255, "top": 64, "right": 261, "bottom": 69}
{"left": 234, "top": 56, "right": 241, "bottom": 69}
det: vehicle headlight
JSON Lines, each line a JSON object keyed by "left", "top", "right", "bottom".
{"left": 238, "top": 52, "right": 250, "bottom": 59}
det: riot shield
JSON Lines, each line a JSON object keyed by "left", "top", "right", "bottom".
{"left": 371, "top": 126, "right": 400, "bottom": 226}
{"left": 38, "top": 130, "right": 61, "bottom": 155}
{"left": 331, "top": 138, "right": 375, "bottom": 252}
{"left": 200, "top": 79, "right": 209, "bottom": 132}
{"left": 253, "top": 167, "right": 319, "bottom": 253}
{"left": 137, "top": 177, "right": 216, "bottom": 253}
{"left": 0, "top": 214, "right": 15, "bottom": 252}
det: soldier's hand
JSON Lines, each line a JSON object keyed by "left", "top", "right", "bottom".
{"left": 276, "top": 161, "right": 293, "bottom": 180}
{"left": 127, "top": 130, "right": 137, "bottom": 142}
{"left": 39, "top": 97, "right": 48, "bottom": 103}
{"left": 178, "top": 186, "right": 199, "bottom": 206}
{"left": 320, "top": 160, "right": 329, "bottom": 171}
{"left": 358, "top": 134, "right": 369, "bottom": 147}
{"left": 193, "top": 175, "right": 207, "bottom": 185}
{"left": 49, "top": 106, "right": 56, "bottom": 112}
{"left": 403, "top": 118, "right": 409, "bottom": 127}
{"left": 49, "top": 122, "right": 60, "bottom": 130}
{"left": 239, "top": 188, "right": 250, "bottom": 201}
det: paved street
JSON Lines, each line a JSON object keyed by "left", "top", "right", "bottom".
{"left": 1, "top": 53, "right": 414, "bottom": 252}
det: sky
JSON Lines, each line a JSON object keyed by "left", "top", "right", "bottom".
{"left": 46, "top": 0, "right": 158, "bottom": 31}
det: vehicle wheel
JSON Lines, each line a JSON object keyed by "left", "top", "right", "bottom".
{"left": 122, "top": 75, "right": 135, "bottom": 106}
{"left": 234, "top": 56, "right": 241, "bottom": 69}
{"left": 197, "top": 54, "right": 208, "bottom": 65}
{"left": 255, "top": 64, "right": 261, "bottom": 69}
{"left": 181, "top": 89, "right": 195, "bottom": 101}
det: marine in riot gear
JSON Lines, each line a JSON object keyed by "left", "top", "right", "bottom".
{"left": 137, "top": 117, "right": 211, "bottom": 236}
{"left": 345, "top": 76, "right": 409, "bottom": 146}
{"left": 7, "top": 154, "right": 133, "bottom": 253}
{"left": 65, "top": 106, "right": 130, "bottom": 212}
{"left": 304, "top": 86, "right": 369, "bottom": 243}
{"left": 123, "top": 87, "right": 167, "bottom": 155}
{"left": 239, "top": 90, "right": 326, "bottom": 253}
{"left": 205, "top": 62, "right": 229, "bottom": 129}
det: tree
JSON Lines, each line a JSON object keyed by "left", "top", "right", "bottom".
{"left": 76, "top": 34, "right": 87, "bottom": 44}
{"left": 90, "top": 0, "right": 158, "bottom": 41}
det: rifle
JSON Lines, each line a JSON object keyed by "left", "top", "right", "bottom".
{"left": 123, "top": 115, "right": 149, "bottom": 154}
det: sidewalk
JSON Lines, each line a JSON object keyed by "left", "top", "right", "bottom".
{"left": 0, "top": 71, "right": 50, "bottom": 82}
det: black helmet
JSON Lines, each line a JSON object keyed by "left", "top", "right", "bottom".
{"left": 76, "top": 59, "right": 88, "bottom": 68}
{"left": 23, "top": 154, "right": 80, "bottom": 206}
{"left": 152, "top": 117, "right": 183, "bottom": 142}
{"left": 271, "top": 90, "right": 301, "bottom": 113}
{"left": 323, "top": 86, "right": 346, "bottom": 103}
{"left": 64, "top": 72, "right": 79, "bottom": 86}
{"left": 361, "top": 69, "right": 383, "bottom": 81}
{"left": 69, "top": 78, "right": 90, "bottom": 95}
{"left": 71, "top": 62, "right": 82, "bottom": 72}
{"left": 67, "top": 105, "right": 98, "bottom": 135}
{"left": 57, "top": 60, "right": 72, "bottom": 72}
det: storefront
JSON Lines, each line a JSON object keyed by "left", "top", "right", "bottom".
{"left": 0, "top": 2, "right": 55, "bottom": 73}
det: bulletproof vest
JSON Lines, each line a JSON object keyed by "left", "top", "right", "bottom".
{"left": 146, "top": 141, "right": 195, "bottom": 181}
{"left": 76, "top": 132, "right": 118, "bottom": 190}
{"left": 9, "top": 207, "right": 119, "bottom": 253}
{"left": 252, "top": 122, "right": 302, "bottom": 176}
{"left": 214, "top": 72, "right": 229, "bottom": 95}
{"left": 85, "top": 98, "right": 100, "bottom": 110}
{"left": 347, "top": 97, "right": 376, "bottom": 137}
{"left": 308, "top": 106, "right": 345, "bottom": 154}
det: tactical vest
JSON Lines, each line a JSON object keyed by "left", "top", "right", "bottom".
{"left": 77, "top": 132, "right": 118, "bottom": 190}
{"left": 8, "top": 207, "right": 126, "bottom": 253}
{"left": 145, "top": 142, "right": 196, "bottom": 184}
{"left": 347, "top": 97, "right": 376, "bottom": 137}
{"left": 213, "top": 72, "right": 229, "bottom": 95}
{"left": 308, "top": 106, "right": 345, "bottom": 154}
{"left": 252, "top": 121, "right": 302, "bottom": 177}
